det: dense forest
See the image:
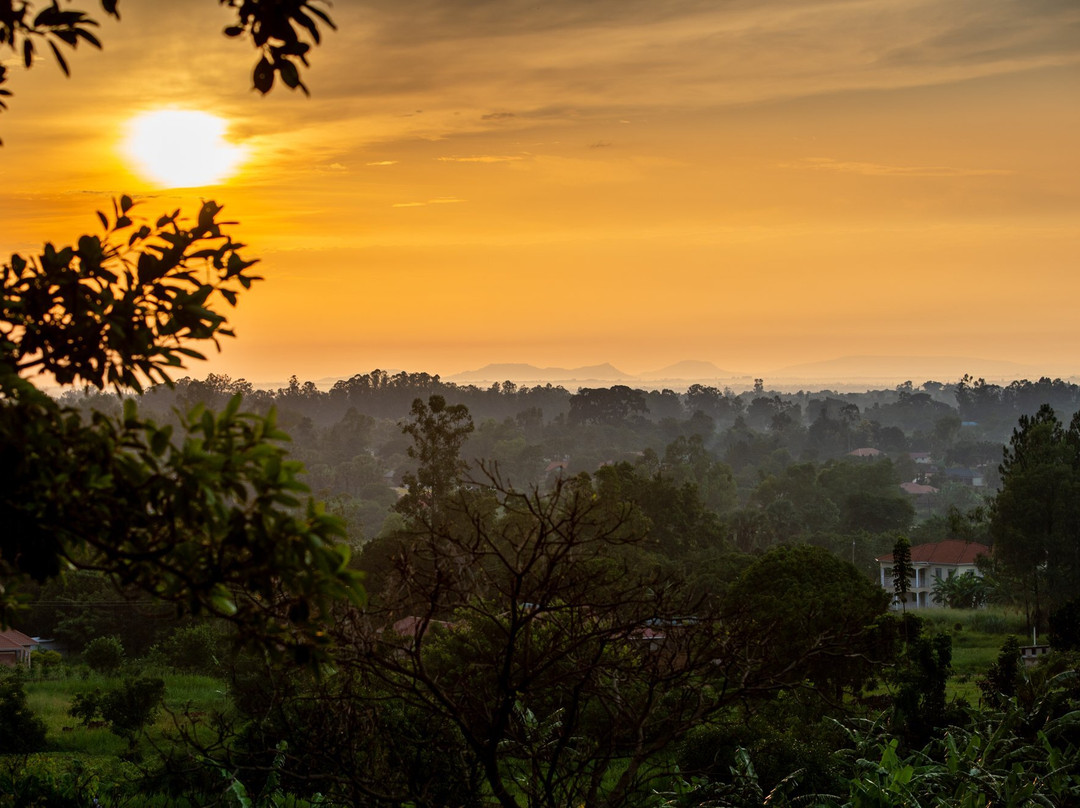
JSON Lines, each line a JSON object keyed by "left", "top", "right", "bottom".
{"left": 9, "top": 369, "right": 1080, "bottom": 805}
{"left": 55, "top": 369, "right": 1080, "bottom": 563}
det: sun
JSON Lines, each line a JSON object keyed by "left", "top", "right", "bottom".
{"left": 124, "top": 109, "right": 246, "bottom": 188}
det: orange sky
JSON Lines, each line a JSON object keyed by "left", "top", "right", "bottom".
{"left": 2, "top": 0, "right": 1078, "bottom": 384}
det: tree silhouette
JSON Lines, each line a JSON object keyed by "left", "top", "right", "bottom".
{"left": 892, "top": 536, "right": 914, "bottom": 612}
{"left": 0, "top": 0, "right": 361, "bottom": 661}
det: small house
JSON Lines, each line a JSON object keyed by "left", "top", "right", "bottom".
{"left": 0, "top": 629, "right": 35, "bottom": 668}
{"left": 877, "top": 540, "right": 990, "bottom": 610}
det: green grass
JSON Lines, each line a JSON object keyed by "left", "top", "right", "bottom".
{"left": 908, "top": 607, "right": 1032, "bottom": 703}
{"left": 26, "top": 670, "right": 229, "bottom": 756}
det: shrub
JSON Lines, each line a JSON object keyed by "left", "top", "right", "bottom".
{"left": 31, "top": 649, "right": 64, "bottom": 678}
{"left": 150, "top": 624, "right": 223, "bottom": 674}
{"left": 0, "top": 671, "right": 48, "bottom": 754}
{"left": 70, "top": 676, "right": 166, "bottom": 749}
{"left": 83, "top": 636, "right": 124, "bottom": 674}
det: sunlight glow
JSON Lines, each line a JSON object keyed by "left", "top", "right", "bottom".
{"left": 124, "top": 109, "right": 246, "bottom": 188}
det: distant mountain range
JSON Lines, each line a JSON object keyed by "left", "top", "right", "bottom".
{"left": 449, "top": 363, "right": 636, "bottom": 383}
{"left": 264, "top": 356, "right": 1071, "bottom": 393}
{"left": 638, "top": 360, "right": 740, "bottom": 380}
{"left": 448, "top": 360, "right": 742, "bottom": 385}
{"left": 446, "top": 356, "right": 1064, "bottom": 390}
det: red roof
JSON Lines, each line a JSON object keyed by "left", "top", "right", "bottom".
{"left": 848, "top": 447, "right": 883, "bottom": 457}
{"left": 877, "top": 540, "right": 989, "bottom": 565}
{"left": 0, "top": 630, "right": 34, "bottom": 650}
{"left": 390, "top": 616, "right": 452, "bottom": 639}
{"left": 900, "top": 482, "right": 939, "bottom": 495}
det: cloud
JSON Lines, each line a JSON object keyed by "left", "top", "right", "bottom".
{"left": 314, "top": 0, "right": 1080, "bottom": 119}
{"left": 437, "top": 155, "right": 525, "bottom": 163}
{"left": 366, "top": 160, "right": 399, "bottom": 166}
{"left": 392, "top": 197, "right": 465, "bottom": 208}
{"left": 786, "top": 158, "right": 1015, "bottom": 178}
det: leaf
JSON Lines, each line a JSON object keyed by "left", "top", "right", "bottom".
{"left": 278, "top": 59, "right": 301, "bottom": 89}
{"left": 253, "top": 56, "right": 274, "bottom": 94}
{"left": 210, "top": 592, "right": 238, "bottom": 617}
{"left": 48, "top": 41, "right": 70, "bottom": 77}
{"left": 78, "top": 29, "right": 103, "bottom": 50}
{"left": 304, "top": 4, "right": 337, "bottom": 30}
{"left": 150, "top": 427, "right": 170, "bottom": 457}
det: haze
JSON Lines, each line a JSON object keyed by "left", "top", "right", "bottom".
{"left": 2, "top": 0, "right": 1077, "bottom": 383}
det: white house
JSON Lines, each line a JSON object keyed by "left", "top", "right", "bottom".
{"left": 877, "top": 539, "right": 990, "bottom": 609}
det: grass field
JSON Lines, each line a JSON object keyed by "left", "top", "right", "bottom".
{"left": 912, "top": 606, "right": 1032, "bottom": 703}
{"left": 25, "top": 670, "right": 229, "bottom": 756}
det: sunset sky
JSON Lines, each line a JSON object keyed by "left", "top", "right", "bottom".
{"left": 2, "top": 0, "right": 1078, "bottom": 385}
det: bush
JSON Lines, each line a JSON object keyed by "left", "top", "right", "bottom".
{"left": 31, "top": 649, "right": 64, "bottom": 678}
{"left": 0, "top": 671, "right": 48, "bottom": 754}
{"left": 83, "top": 636, "right": 124, "bottom": 674}
{"left": 70, "top": 676, "right": 166, "bottom": 749}
{"left": 150, "top": 624, "right": 223, "bottom": 674}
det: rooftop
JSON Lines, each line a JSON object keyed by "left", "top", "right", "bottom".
{"left": 877, "top": 539, "right": 990, "bottom": 566}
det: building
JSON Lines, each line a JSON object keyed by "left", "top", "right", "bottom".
{"left": 945, "top": 467, "right": 985, "bottom": 487}
{"left": 877, "top": 540, "right": 990, "bottom": 609}
{"left": 848, "top": 447, "right": 883, "bottom": 458}
{"left": 0, "top": 629, "right": 36, "bottom": 668}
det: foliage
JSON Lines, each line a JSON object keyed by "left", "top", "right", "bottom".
{"left": 1050, "top": 598, "right": 1080, "bottom": 652}
{"left": 0, "top": 0, "right": 334, "bottom": 138}
{"left": 396, "top": 394, "right": 474, "bottom": 528}
{"left": 318, "top": 406, "right": 907, "bottom": 808}
{"left": 887, "top": 614, "right": 955, "bottom": 748}
{"left": 1, "top": 200, "right": 364, "bottom": 660}
{"left": 3, "top": 197, "right": 257, "bottom": 390}
{"left": 978, "top": 635, "right": 1021, "bottom": 706}
{"left": 83, "top": 635, "right": 124, "bottom": 674}
{"left": 931, "top": 571, "right": 988, "bottom": 610}
{"left": 724, "top": 544, "right": 891, "bottom": 700}
{"left": 149, "top": 623, "right": 226, "bottom": 675}
{"left": 593, "top": 460, "right": 727, "bottom": 557}
{"left": 567, "top": 385, "right": 648, "bottom": 425}
{"left": 0, "top": 760, "right": 97, "bottom": 808}
{"left": 70, "top": 675, "right": 166, "bottom": 748}
{"left": 891, "top": 536, "right": 914, "bottom": 611}
{"left": 830, "top": 662, "right": 1080, "bottom": 807}
{"left": 990, "top": 403, "right": 1080, "bottom": 630}
{"left": 0, "top": 671, "right": 48, "bottom": 754}
{"left": 30, "top": 648, "right": 63, "bottom": 676}
{"left": 674, "top": 701, "right": 847, "bottom": 804}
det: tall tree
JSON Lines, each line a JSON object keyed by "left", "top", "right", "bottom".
{"left": 396, "top": 394, "right": 475, "bottom": 528}
{"left": 567, "top": 385, "right": 648, "bottom": 426}
{"left": 330, "top": 467, "right": 893, "bottom": 808}
{"left": 990, "top": 404, "right": 1080, "bottom": 631}
{"left": 892, "top": 536, "right": 914, "bottom": 612}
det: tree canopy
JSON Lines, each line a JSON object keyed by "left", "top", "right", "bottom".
{"left": 0, "top": 0, "right": 361, "bottom": 660}
{"left": 990, "top": 403, "right": 1080, "bottom": 630}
